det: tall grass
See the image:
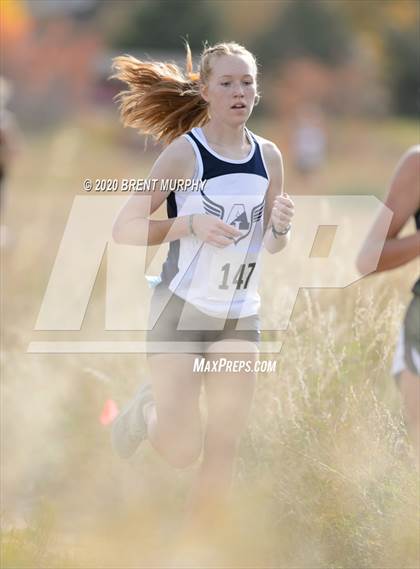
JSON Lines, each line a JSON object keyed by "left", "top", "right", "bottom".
{"left": 233, "top": 278, "right": 418, "bottom": 568}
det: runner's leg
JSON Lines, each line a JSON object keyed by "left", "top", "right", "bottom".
{"left": 145, "top": 353, "right": 203, "bottom": 469}
{"left": 187, "top": 341, "right": 258, "bottom": 523}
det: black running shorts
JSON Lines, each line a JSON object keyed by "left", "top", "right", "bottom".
{"left": 146, "top": 283, "right": 260, "bottom": 357}
{"left": 393, "top": 294, "right": 420, "bottom": 378}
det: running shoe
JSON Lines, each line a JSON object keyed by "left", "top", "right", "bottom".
{"left": 111, "top": 383, "right": 154, "bottom": 459}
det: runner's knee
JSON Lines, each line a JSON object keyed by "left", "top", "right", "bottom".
{"left": 163, "top": 431, "right": 202, "bottom": 469}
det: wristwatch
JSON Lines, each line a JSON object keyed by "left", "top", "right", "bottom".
{"left": 272, "top": 223, "right": 291, "bottom": 238}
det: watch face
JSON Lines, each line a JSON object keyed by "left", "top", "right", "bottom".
{"left": 273, "top": 223, "right": 290, "bottom": 236}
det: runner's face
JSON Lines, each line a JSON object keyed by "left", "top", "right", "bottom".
{"left": 201, "top": 54, "right": 257, "bottom": 125}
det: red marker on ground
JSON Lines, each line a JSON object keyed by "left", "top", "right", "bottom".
{"left": 100, "top": 399, "right": 119, "bottom": 425}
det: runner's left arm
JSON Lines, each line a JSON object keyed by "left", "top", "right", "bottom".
{"left": 262, "top": 141, "right": 294, "bottom": 254}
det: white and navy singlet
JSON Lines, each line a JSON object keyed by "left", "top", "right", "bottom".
{"left": 159, "top": 126, "right": 270, "bottom": 320}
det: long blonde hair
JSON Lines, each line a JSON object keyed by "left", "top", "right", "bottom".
{"left": 111, "top": 41, "right": 258, "bottom": 146}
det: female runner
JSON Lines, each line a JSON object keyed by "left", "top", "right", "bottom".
{"left": 358, "top": 146, "right": 420, "bottom": 463}
{"left": 110, "top": 42, "right": 295, "bottom": 522}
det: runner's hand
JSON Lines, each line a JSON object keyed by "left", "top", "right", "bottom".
{"left": 191, "top": 214, "right": 242, "bottom": 247}
{"left": 271, "top": 193, "right": 294, "bottom": 232}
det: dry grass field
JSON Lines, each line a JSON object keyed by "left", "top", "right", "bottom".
{"left": 1, "top": 115, "right": 419, "bottom": 568}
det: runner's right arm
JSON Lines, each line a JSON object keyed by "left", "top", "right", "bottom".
{"left": 112, "top": 137, "right": 241, "bottom": 247}
{"left": 112, "top": 137, "right": 194, "bottom": 246}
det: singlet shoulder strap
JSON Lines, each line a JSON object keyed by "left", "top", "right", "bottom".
{"left": 414, "top": 208, "right": 420, "bottom": 230}
{"left": 246, "top": 129, "right": 271, "bottom": 181}
{"left": 183, "top": 130, "right": 204, "bottom": 180}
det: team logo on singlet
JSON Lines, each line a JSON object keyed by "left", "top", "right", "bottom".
{"left": 200, "top": 189, "right": 265, "bottom": 245}
{"left": 226, "top": 205, "right": 249, "bottom": 230}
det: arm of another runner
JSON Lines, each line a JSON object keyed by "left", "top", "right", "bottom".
{"left": 262, "top": 141, "right": 295, "bottom": 254}
{"left": 357, "top": 147, "right": 420, "bottom": 274}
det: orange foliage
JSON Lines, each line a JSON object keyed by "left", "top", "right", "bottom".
{"left": 2, "top": 15, "right": 103, "bottom": 112}
{"left": 0, "top": 0, "right": 33, "bottom": 44}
